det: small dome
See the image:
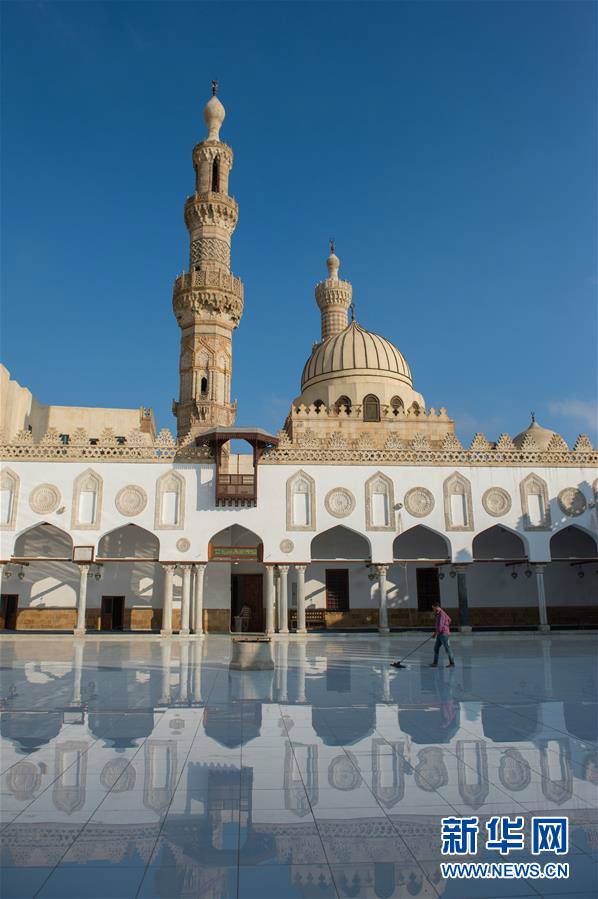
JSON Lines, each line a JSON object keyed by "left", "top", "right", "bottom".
{"left": 513, "top": 415, "right": 559, "bottom": 451}
{"left": 301, "top": 321, "right": 412, "bottom": 390}
{"left": 204, "top": 93, "right": 225, "bottom": 141}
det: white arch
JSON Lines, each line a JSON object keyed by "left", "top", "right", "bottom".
{"left": 13, "top": 522, "right": 74, "bottom": 559}
{"left": 393, "top": 524, "right": 451, "bottom": 560}
{"left": 310, "top": 525, "right": 371, "bottom": 561}
{"left": 472, "top": 524, "right": 529, "bottom": 560}
{"left": 97, "top": 524, "right": 160, "bottom": 559}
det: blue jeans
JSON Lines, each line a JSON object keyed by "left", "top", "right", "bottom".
{"left": 434, "top": 633, "right": 454, "bottom": 664}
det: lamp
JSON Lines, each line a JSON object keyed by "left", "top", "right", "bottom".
{"left": 17, "top": 567, "right": 25, "bottom": 581}
{"left": 577, "top": 570, "right": 585, "bottom": 579}
{"left": 511, "top": 571, "right": 518, "bottom": 580}
{"left": 524, "top": 569, "right": 532, "bottom": 578}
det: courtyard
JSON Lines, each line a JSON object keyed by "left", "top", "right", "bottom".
{"left": 0, "top": 632, "right": 596, "bottom": 898}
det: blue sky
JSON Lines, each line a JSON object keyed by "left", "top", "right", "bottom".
{"left": 2, "top": 1, "right": 596, "bottom": 445}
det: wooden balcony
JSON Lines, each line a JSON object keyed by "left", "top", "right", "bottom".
{"left": 216, "top": 473, "right": 256, "bottom": 507}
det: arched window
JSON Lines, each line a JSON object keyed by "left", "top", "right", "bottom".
{"left": 154, "top": 471, "right": 185, "bottom": 530}
{"left": 335, "top": 396, "right": 352, "bottom": 414}
{"left": 211, "top": 156, "right": 220, "bottom": 192}
{"left": 409, "top": 401, "right": 421, "bottom": 415}
{"left": 286, "top": 470, "right": 316, "bottom": 531}
{"left": 313, "top": 399, "right": 325, "bottom": 414}
{"left": 0, "top": 468, "right": 19, "bottom": 531}
{"left": 365, "top": 472, "right": 395, "bottom": 531}
{"left": 443, "top": 472, "right": 474, "bottom": 531}
{"left": 200, "top": 376, "right": 208, "bottom": 396}
{"left": 390, "top": 396, "right": 404, "bottom": 416}
{"left": 363, "top": 394, "right": 380, "bottom": 422}
{"left": 71, "top": 469, "right": 103, "bottom": 530}
{"left": 520, "top": 473, "right": 551, "bottom": 530}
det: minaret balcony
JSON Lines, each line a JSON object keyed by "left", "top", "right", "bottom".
{"left": 184, "top": 192, "right": 238, "bottom": 231}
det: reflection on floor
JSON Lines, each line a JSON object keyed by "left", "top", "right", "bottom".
{"left": 0, "top": 633, "right": 596, "bottom": 898}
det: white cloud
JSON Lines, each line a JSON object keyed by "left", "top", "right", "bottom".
{"left": 547, "top": 399, "right": 597, "bottom": 431}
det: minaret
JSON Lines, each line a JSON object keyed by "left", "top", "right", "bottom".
{"left": 314, "top": 241, "right": 353, "bottom": 340}
{"left": 172, "top": 83, "right": 244, "bottom": 438}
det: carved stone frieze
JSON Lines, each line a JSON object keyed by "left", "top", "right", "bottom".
{"left": 325, "top": 488, "right": 356, "bottom": 518}
{"left": 280, "top": 539, "right": 294, "bottom": 554}
{"left": 404, "top": 487, "right": 435, "bottom": 518}
{"left": 29, "top": 484, "right": 61, "bottom": 515}
{"left": 482, "top": 487, "right": 512, "bottom": 518}
{"left": 557, "top": 487, "right": 587, "bottom": 518}
{"left": 176, "top": 538, "right": 191, "bottom": 552}
{"left": 115, "top": 485, "right": 148, "bottom": 517}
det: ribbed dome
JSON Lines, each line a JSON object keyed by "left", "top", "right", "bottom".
{"left": 301, "top": 321, "right": 412, "bottom": 390}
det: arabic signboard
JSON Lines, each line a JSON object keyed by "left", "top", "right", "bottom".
{"left": 208, "top": 545, "right": 262, "bottom": 562}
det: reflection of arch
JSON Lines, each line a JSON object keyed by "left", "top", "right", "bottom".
{"left": 311, "top": 525, "right": 370, "bottom": 560}
{"left": 399, "top": 706, "right": 460, "bottom": 744}
{"left": 0, "top": 467, "right": 19, "bottom": 530}
{"left": 393, "top": 526, "right": 450, "bottom": 560}
{"left": 203, "top": 702, "right": 262, "bottom": 747}
{"left": 1, "top": 711, "right": 62, "bottom": 753}
{"left": 284, "top": 742, "right": 318, "bottom": 816}
{"left": 71, "top": 468, "right": 103, "bottom": 530}
{"left": 550, "top": 526, "right": 598, "bottom": 559}
{"left": 365, "top": 472, "right": 395, "bottom": 531}
{"left": 482, "top": 705, "right": 538, "bottom": 742}
{"left": 472, "top": 526, "right": 527, "bottom": 560}
{"left": 14, "top": 523, "right": 73, "bottom": 559}
{"left": 98, "top": 524, "right": 160, "bottom": 559}
{"left": 443, "top": 471, "right": 474, "bottom": 531}
{"left": 88, "top": 711, "right": 154, "bottom": 748}
{"left": 311, "top": 705, "right": 375, "bottom": 746}
{"left": 154, "top": 470, "right": 185, "bottom": 530}
{"left": 563, "top": 703, "right": 598, "bottom": 743}
{"left": 286, "top": 469, "right": 316, "bottom": 531}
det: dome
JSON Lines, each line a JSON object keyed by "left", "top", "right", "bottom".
{"left": 301, "top": 321, "right": 412, "bottom": 391}
{"left": 513, "top": 415, "right": 560, "bottom": 451}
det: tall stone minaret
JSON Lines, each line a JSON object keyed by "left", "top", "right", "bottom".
{"left": 172, "top": 83, "right": 244, "bottom": 438}
{"left": 315, "top": 241, "right": 353, "bottom": 340}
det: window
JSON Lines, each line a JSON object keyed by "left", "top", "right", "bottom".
{"left": 390, "top": 396, "right": 404, "bottom": 415}
{"left": 365, "top": 472, "right": 395, "bottom": 531}
{"left": 286, "top": 470, "right": 316, "bottom": 531}
{"left": 325, "top": 569, "right": 349, "bottom": 611}
{"left": 0, "top": 469, "right": 18, "bottom": 530}
{"left": 155, "top": 471, "right": 185, "bottom": 529}
{"left": 363, "top": 394, "right": 380, "bottom": 422}
{"left": 443, "top": 472, "right": 474, "bottom": 531}
{"left": 200, "top": 376, "right": 208, "bottom": 396}
{"left": 71, "top": 469, "right": 102, "bottom": 530}
{"left": 313, "top": 399, "right": 325, "bottom": 414}
{"left": 211, "top": 156, "right": 220, "bottom": 192}
{"left": 78, "top": 491, "right": 96, "bottom": 526}
{"left": 520, "top": 473, "right": 551, "bottom": 530}
{"left": 409, "top": 402, "right": 421, "bottom": 415}
{"left": 335, "top": 396, "right": 352, "bottom": 414}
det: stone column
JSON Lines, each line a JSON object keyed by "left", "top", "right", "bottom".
{"left": 161, "top": 564, "right": 175, "bottom": 636}
{"left": 376, "top": 564, "right": 389, "bottom": 634}
{"left": 189, "top": 567, "right": 196, "bottom": 633}
{"left": 454, "top": 564, "right": 472, "bottom": 632}
{"left": 278, "top": 565, "right": 289, "bottom": 634}
{"left": 534, "top": 564, "right": 550, "bottom": 632}
{"left": 74, "top": 564, "right": 90, "bottom": 637}
{"left": 264, "top": 564, "right": 275, "bottom": 635}
{"left": 180, "top": 565, "right": 192, "bottom": 636}
{"left": 295, "top": 565, "right": 307, "bottom": 634}
{"left": 193, "top": 564, "right": 206, "bottom": 636}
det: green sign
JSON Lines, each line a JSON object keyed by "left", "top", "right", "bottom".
{"left": 211, "top": 546, "right": 259, "bottom": 562}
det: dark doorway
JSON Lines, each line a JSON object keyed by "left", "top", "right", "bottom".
{"left": 325, "top": 569, "right": 349, "bottom": 611}
{"left": 101, "top": 596, "right": 125, "bottom": 631}
{"left": 231, "top": 574, "right": 263, "bottom": 632}
{"left": 1, "top": 595, "right": 18, "bottom": 630}
{"left": 416, "top": 568, "right": 440, "bottom": 611}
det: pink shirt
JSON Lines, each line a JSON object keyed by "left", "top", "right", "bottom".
{"left": 435, "top": 608, "right": 451, "bottom": 635}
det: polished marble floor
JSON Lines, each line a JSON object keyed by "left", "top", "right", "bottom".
{"left": 0, "top": 633, "right": 596, "bottom": 899}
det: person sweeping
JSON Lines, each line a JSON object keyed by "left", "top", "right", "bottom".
{"left": 430, "top": 601, "right": 455, "bottom": 667}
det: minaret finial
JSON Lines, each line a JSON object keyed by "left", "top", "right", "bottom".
{"left": 330, "top": 238, "right": 335, "bottom": 255}
{"left": 204, "top": 84, "right": 225, "bottom": 140}
{"left": 326, "top": 240, "right": 340, "bottom": 281}
{"left": 531, "top": 410, "right": 535, "bottom": 423}
{"left": 212, "top": 79, "right": 218, "bottom": 96}
{"left": 350, "top": 302, "right": 355, "bottom": 322}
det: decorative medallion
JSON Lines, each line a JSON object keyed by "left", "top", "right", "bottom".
{"left": 29, "top": 484, "right": 61, "bottom": 515}
{"left": 404, "top": 487, "right": 435, "bottom": 518}
{"left": 280, "top": 539, "right": 294, "bottom": 554}
{"left": 176, "top": 538, "right": 191, "bottom": 552}
{"left": 482, "top": 487, "right": 512, "bottom": 518}
{"left": 557, "top": 487, "right": 587, "bottom": 518}
{"left": 115, "top": 485, "right": 147, "bottom": 517}
{"left": 325, "top": 488, "right": 356, "bottom": 518}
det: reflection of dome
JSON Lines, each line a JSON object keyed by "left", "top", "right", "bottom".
{"left": 301, "top": 322, "right": 412, "bottom": 392}
{"left": 100, "top": 757, "right": 137, "bottom": 792}
{"left": 513, "top": 415, "right": 560, "bottom": 451}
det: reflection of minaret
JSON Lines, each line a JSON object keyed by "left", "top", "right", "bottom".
{"left": 172, "top": 82, "right": 244, "bottom": 438}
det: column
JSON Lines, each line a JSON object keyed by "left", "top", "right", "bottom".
{"left": 295, "top": 565, "right": 307, "bottom": 634}
{"left": 264, "top": 564, "right": 275, "bottom": 635}
{"left": 74, "top": 564, "right": 90, "bottom": 637}
{"left": 534, "top": 564, "right": 550, "bottom": 632}
{"left": 192, "top": 564, "right": 206, "bottom": 636}
{"left": 376, "top": 564, "right": 389, "bottom": 634}
{"left": 455, "top": 564, "right": 472, "bottom": 632}
{"left": 180, "top": 565, "right": 192, "bottom": 636}
{"left": 189, "top": 566, "right": 196, "bottom": 633}
{"left": 161, "top": 564, "right": 175, "bottom": 636}
{"left": 278, "top": 565, "right": 289, "bottom": 634}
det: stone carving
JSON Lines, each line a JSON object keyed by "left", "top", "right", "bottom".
{"left": 384, "top": 434, "right": 406, "bottom": 451}
{"left": 365, "top": 472, "right": 395, "bottom": 531}
{"left": 470, "top": 433, "right": 492, "bottom": 452}
{"left": 190, "top": 236, "right": 230, "bottom": 268}
{"left": 441, "top": 433, "right": 463, "bottom": 452}
{"left": 573, "top": 434, "right": 593, "bottom": 453}
{"left": 0, "top": 468, "right": 19, "bottom": 530}
{"left": 325, "top": 488, "right": 356, "bottom": 518}
{"left": 404, "top": 487, "right": 435, "bottom": 518}
{"left": 286, "top": 470, "right": 316, "bottom": 531}
{"left": 520, "top": 473, "right": 551, "bottom": 530}
{"left": 546, "top": 433, "right": 569, "bottom": 453}
{"left": 115, "top": 485, "right": 147, "bottom": 517}
{"left": 557, "top": 488, "right": 587, "bottom": 518}
{"left": 29, "top": 484, "right": 61, "bottom": 515}
{"left": 495, "top": 433, "right": 516, "bottom": 452}
{"left": 280, "top": 539, "right": 294, "bottom": 553}
{"left": 482, "top": 487, "right": 512, "bottom": 518}
{"left": 176, "top": 538, "right": 191, "bottom": 552}
{"left": 71, "top": 469, "right": 103, "bottom": 530}
{"left": 443, "top": 472, "right": 474, "bottom": 531}
{"left": 411, "top": 433, "right": 431, "bottom": 451}
{"left": 518, "top": 433, "right": 538, "bottom": 452}
{"left": 327, "top": 433, "right": 348, "bottom": 450}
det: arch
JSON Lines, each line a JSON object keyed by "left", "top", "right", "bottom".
{"left": 393, "top": 525, "right": 450, "bottom": 560}
{"left": 365, "top": 472, "right": 395, "bottom": 531}
{"left": 0, "top": 467, "right": 19, "bottom": 531}
{"left": 520, "top": 472, "right": 551, "bottom": 530}
{"left": 390, "top": 396, "right": 404, "bottom": 415}
{"left": 550, "top": 525, "right": 598, "bottom": 559}
{"left": 71, "top": 468, "right": 103, "bottom": 530}
{"left": 472, "top": 525, "right": 527, "bottom": 560}
{"left": 211, "top": 155, "right": 220, "bottom": 192}
{"left": 286, "top": 470, "right": 316, "bottom": 531}
{"left": 14, "top": 523, "right": 73, "bottom": 559}
{"left": 310, "top": 525, "right": 371, "bottom": 561}
{"left": 200, "top": 376, "right": 208, "bottom": 396}
{"left": 363, "top": 394, "right": 380, "bottom": 422}
{"left": 443, "top": 471, "right": 474, "bottom": 531}
{"left": 97, "top": 524, "right": 160, "bottom": 560}
{"left": 208, "top": 523, "right": 263, "bottom": 552}
{"left": 335, "top": 395, "right": 352, "bottom": 414}
{"left": 313, "top": 399, "right": 325, "bottom": 414}
{"left": 409, "top": 401, "right": 421, "bottom": 415}
{"left": 154, "top": 470, "right": 185, "bottom": 530}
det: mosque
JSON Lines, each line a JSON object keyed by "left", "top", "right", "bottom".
{"left": 1, "top": 87, "right": 597, "bottom": 635}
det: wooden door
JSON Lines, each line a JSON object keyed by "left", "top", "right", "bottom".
{"left": 1, "top": 595, "right": 18, "bottom": 630}
{"left": 325, "top": 569, "right": 349, "bottom": 611}
{"left": 112, "top": 597, "right": 124, "bottom": 631}
{"left": 416, "top": 568, "right": 440, "bottom": 611}
{"left": 232, "top": 574, "right": 264, "bottom": 632}
{"left": 101, "top": 597, "right": 113, "bottom": 631}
